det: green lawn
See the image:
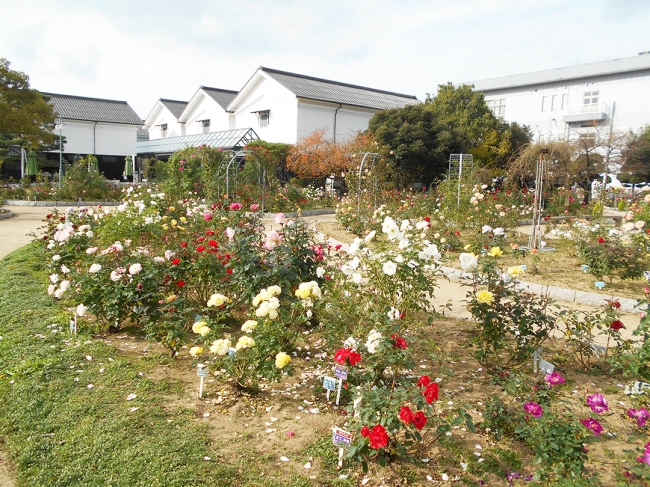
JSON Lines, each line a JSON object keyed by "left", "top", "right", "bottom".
{"left": 0, "top": 245, "right": 346, "bottom": 487}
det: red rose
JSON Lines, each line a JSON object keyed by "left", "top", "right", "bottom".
{"left": 171, "top": 258, "right": 180, "bottom": 265}
{"left": 612, "top": 301, "right": 621, "bottom": 309}
{"left": 368, "top": 425, "right": 389, "bottom": 449}
{"left": 196, "top": 246, "right": 205, "bottom": 252}
{"left": 610, "top": 320, "right": 624, "bottom": 330}
{"left": 399, "top": 406, "right": 413, "bottom": 424}
{"left": 46, "top": 214, "right": 52, "bottom": 219}
{"left": 412, "top": 411, "right": 427, "bottom": 430}
{"left": 334, "top": 348, "right": 350, "bottom": 365}
{"left": 423, "top": 383, "right": 439, "bottom": 403}
{"left": 197, "top": 237, "right": 205, "bottom": 243}
{"left": 391, "top": 333, "right": 407, "bottom": 350}
{"left": 348, "top": 350, "right": 361, "bottom": 366}
{"left": 334, "top": 347, "right": 360, "bottom": 366}
{"left": 417, "top": 375, "right": 431, "bottom": 388}
{"left": 206, "top": 230, "right": 215, "bottom": 236}
{"left": 360, "top": 426, "right": 370, "bottom": 438}
{"left": 208, "top": 240, "right": 218, "bottom": 248}
{"left": 177, "top": 279, "right": 185, "bottom": 287}
{"left": 226, "top": 268, "right": 233, "bottom": 275}
{"left": 424, "top": 216, "right": 430, "bottom": 222}
{"left": 181, "top": 242, "right": 187, "bottom": 248}
{"left": 598, "top": 237, "right": 605, "bottom": 244}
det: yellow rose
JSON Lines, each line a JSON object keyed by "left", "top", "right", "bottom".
{"left": 235, "top": 336, "right": 255, "bottom": 350}
{"left": 489, "top": 247, "right": 503, "bottom": 257}
{"left": 180, "top": 216, "right": 187, "bottom": 223}
{"left": 192, "top": 321, "right": 209, "bottom": 333}
{"left": 189, "top": 346, "right": 203, "bottom": 357}
{"left": 169, "top": 206, "right": 175, "bottom": 211}
{"left": 295, "top": 287, "right": 311, "bottom": 299}
{"left": 241, "top": 320, "right": 258, "bottom": 334}
{"left": 171, "top": 219, "right": 177, "bottom": 226}
{"left": 162, "top": 224, "right": 169, "bottom": 230}
{"left": 476, "top": 290, "right": 495, "bottom": 305}
{"left": 507, "top": 266, "right": 524, "bottom": 277}
{"left": 210, "top": 338, "right": 231, "bottom": 355}
{"left": 275, "top": 352, "right": 291, "bottom": 369}
{"left": 207, "top": 293, "right": 229, "bottom": 307}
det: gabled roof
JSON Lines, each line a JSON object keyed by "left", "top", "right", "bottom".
{"left": 136, "top": 128, "right": 259, "bottom": 155}
{"left": 160, "top": 99, "right": 188, "bottom": 120}
{"left": 229, "top": 67, "right": 419, "bottom": 112}
{"left": 200, "top": 87, "right": 238, "bottom": 110}
{"left": 470, "top": 54, "right": 650, "bottom": 92}
{"left": 42, "top": 92, "right": 143, "bottom": 125}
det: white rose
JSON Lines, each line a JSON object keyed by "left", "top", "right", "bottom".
{"left": 89, "top": 263, "right": 102, "bottom": 273}
{"left": 128, "top": 263, "right": 142, "bottom": 275}
{"left": 352, "top": 273, "right": 362, "bottom": 284}
{"left": 382, "top": 261, "right": 397, "bottom": 276}
{"left": 76, "top": 303, "right": 86, "bottom": 317}
{"left": 459, "top": 253, "right": 478, "bottom": 273}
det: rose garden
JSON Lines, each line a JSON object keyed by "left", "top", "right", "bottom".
{"left": 1, "top": 141, "right": 649, "bottom": 487}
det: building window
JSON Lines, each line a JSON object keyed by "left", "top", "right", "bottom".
{"left": 551, "top": 95, "right": 557, "bottom": 111}
{"left": 561, "top": 94, "right": 568, "bottom": 110}
{"left": 258, "top": 110, "right": 269, "bottom": 127}
{"left": 200, "top": 119, "right": 210, "bottom": 134}
{"left": 583, "top": 91, "right": 599, "bottom": 112}
{"left": 160, "top": 124, "right": 167, "bottom": 138}
{"left": 486, "top": 99, "right": 505, "bottom": 117}
{"left": 541, "top": 96, "right": 548, "bottom": 112}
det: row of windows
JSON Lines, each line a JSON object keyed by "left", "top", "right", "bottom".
{"left": 541, "top": 91, "right": 600, "bottom": 112}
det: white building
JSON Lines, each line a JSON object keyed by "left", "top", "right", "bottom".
{"left": 143, "top": 99, "right": 188, "bottom": 139}
{"left": 143, "top": 87, "right": 238, "bottom": 140}
{"left": 180, "top": 87, "right": 238, "bottom": 135}
{"left": 226, "top": 66, "right": 420, "bottom": 144}
{"left": 468, "top": 53, "right": 650, "bottom": 142}
{"left": 45, "top": 93, "right": 143, "bottom": 179}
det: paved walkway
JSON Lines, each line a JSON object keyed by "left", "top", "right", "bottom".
{"left": 0, "top": 206, "right": 52, "bottom": 260}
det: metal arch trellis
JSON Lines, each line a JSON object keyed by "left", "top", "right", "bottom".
{"left": 224, "top": 150, "right": 248, "bottom": 198}
{"left": 356, "top": 152, "right": 381, "bottom": 215}
{"left": 219, "top": 150, "right": 268, "bottom": 212}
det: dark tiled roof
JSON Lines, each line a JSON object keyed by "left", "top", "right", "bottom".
{"left": 201, "top": 87, "right": 239, "bottom": 110}
{"left": 260, "top": 67, "right": 419, "bottom": 110}
{"left": 43, "top": 93, "right": 143, "bottom": 125}
{"left": 160, "top": 99, "right": 188, "bottom": 120}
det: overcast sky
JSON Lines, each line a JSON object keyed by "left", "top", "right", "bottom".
{"left": 2, "top": 0, "right": 649, "bottom": 120}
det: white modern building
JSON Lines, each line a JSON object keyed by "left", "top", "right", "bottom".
{"left": 468, "top": 53, "right": 650, "bottom": 142}
{"left": 227, "top": 66, "right": 419, "bottom": 144}
{"left": 44, "top": 93, "right": 143, "bottom": 179}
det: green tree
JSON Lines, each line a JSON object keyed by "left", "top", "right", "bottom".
{"left": 429, "top": 84, "right": 532, "bottom": 169}
{"left": 0, "top": 58, "right": 56, "bottom": 162}
{"left": 367, "top": 103, "right": 452, "bottom": 187}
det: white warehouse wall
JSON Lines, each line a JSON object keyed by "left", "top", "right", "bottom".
{"left": 296, "top": 100, "right": 375, "bottom": 142}
{"left": 183, "top": 93, "right": 232, "bottom": 136}
{"left": 232, "top": 76, "right": 298, "bottom": 143}
{"left": 59, "top": 120, "right": 137, "bottom": 156}
{"left": 146, "top": 106, "right": 185, "bottom": 139}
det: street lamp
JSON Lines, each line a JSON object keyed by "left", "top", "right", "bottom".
{"left": 55, "top": 117, "right": 66, "bottom": 182}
